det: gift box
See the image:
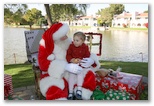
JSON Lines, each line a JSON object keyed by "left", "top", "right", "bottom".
{"left": 96, "top": 74, "right": 116, "bottom": 93}
{"left": 117, "top": 72, "right": 143, "bottom": 100}
{"left": 91, "top": 89, "right": 106, "bottom": 100}
{"left": 96, "top": 72, "right": 143, "bottom": 100}
{"left": 104, "top": 89, "right": 130, "bottom": 100}
{"left": 4, "top": 74, "right": 13, "bottom": 98}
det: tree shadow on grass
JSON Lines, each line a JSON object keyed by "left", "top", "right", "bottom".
{"left": 4, "top": 64, "right": 35, "bottom": 88}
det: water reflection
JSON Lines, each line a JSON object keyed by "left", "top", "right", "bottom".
{"left": 101, "top": 30, "right": 148, "bottom": 62}
{"left": 69, "top": 29, "right": 148, "bottom": 62}
{"left": 4, "top": 27, "right": 28, "bottom": 64}
{"left": 4, "top": 27, "right": 148, "bottom": 64}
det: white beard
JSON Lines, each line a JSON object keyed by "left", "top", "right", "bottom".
{"left": 53, "top": 38, "right": 72, "bottom": 60}
{"left": 54, "top": 38, "right": 71, "bottom": 50}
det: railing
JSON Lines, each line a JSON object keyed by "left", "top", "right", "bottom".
{"left": 4, "top": 53, "right": 27, "bottom": 65}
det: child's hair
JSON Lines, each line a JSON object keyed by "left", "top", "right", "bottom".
{"left": 73, "top": 31, "right": 86, "bottom": 41}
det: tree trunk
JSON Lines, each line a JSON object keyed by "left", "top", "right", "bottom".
{"left": 44, "top": 4, "right": 52, "bottom": 26}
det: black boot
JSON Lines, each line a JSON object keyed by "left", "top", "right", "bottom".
{"left": 67, "top": 93, "right": 74, "bottom": 100}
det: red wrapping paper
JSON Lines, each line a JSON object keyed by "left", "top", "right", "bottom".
{"left": 4, "top": 74, "right": 13, "bottom": 97}
{"left": 96, "top": 72, "right": 143, "bottom": 100}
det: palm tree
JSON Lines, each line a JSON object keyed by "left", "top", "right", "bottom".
{"left": 44, "top": 4, "right": 52, "bottom": 26}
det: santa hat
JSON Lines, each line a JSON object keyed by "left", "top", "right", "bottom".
{"left": 42, "top": 23, "right": 69, "bottom": 55}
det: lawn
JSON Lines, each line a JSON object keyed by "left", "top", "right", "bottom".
{"left": 4, "top": 61, "right": 148, "bottom": 100}
{"left": 4, "top": 61, "right": 148, "bottom": 88}
{"left": 109, "top": 27, "right": 148, "bottom": 31}
{"left": 4, "top": 63, "right": 34, "bottom": 88}
{"left": 100, "top": 60, "right": 148, "bottom": 77}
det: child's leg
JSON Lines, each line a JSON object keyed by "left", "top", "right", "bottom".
{"left": 69, "top": 73, "right": 76, "bottom": 93}
{"left": 76, "top": 72, "right": 84, "bottom": 99}
{"left": 77, "top": 72, "right": 84, "bottom": 90}
{"left": 68, "top": 73, "right": 76, "bottom": 99}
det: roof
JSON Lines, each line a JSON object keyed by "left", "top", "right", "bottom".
{"left": 115, "top": 12, "right": 148, "bottom": 18}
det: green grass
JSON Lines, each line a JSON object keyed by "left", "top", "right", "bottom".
{"left": 6, "top": 25, "right": 148, "bottom": 31}
{"left": 4, "top": 61, "right": 148, "bottom": 100}
{"left": 4, "top": 63, "right": 34, "bottom": 88}
{"left": 100, "top": 60, "right": 148, "bottom": 77}
{"left": 109, "top": 27, "right": 148, "bottom": 31}
{"left": 4, "top": 61, "right": 148, "bottom": 88}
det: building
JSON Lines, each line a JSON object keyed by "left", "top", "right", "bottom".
{"left": 112, "top": 12, "right": 148, "bottom": 28}
{"left": 70, "top": 15, "right": 99, "bottom": 27}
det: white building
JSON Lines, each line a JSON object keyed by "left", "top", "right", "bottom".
{"left": 70, "top": 16, "right": 99, "bottom": 27}
{"left": 112, "top": 12, "right": 148, "bottom": 28}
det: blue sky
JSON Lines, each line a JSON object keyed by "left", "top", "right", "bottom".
{"left": 27, "top": 4, "right": 148, "bottom": 16}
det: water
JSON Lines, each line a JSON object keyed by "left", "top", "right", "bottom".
{"left": 69, "top": 28, "right": 148, "bottom": 62}
{"left": 4, "top": 27, "right": 29, "bottom": 64}
{"left": 4, "top": 27, "right": 148, "bottom": 64}
{"left": 101, "top": 30, "right": 148, "bottom": 62}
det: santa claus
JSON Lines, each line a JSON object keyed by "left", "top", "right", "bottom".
{"left": 38, "top": 22, "right": 100, "bottom": 100}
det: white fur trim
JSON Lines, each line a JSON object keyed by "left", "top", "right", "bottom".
{"left": 47, "top": 54, "right": 55, "bottom": 61}
{"left": 48, "top": 60, "right": 67, "bottom": 78}
{"left": 39, "top": 38, "right": 45, "bottom": 47}
{"left": 82, "top": 88, "right": 93, "bottom": 100}
{"left": 74, "top": 87, "right": 93, "bottom": 100}
{"left": 53, "top": 23, "right": 69, "bottom": 41}
{"left": 90, "top": 53, "right": 100, "bottom": 72}
{"left": 55, "top": 98, "right": 67, "bottom": 100}
{"left": 39, "top": 76, "right": 65, "bottom": 97}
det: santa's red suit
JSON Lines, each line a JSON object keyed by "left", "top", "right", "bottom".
{"left": 38, "top": 23, "right": 100, "bottom": 100}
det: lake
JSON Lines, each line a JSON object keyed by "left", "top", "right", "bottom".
{"left": 4, "top": 27, "right": 148, "bottom": 64}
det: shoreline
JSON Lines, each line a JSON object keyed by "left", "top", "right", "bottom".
{"left": 4, "top": 25, "right": 148, "bottom": 32}
{"left": 108, "top": 28, "right": 148, "bottom": 32}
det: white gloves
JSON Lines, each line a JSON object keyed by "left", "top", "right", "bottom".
{"left": 65, "top": 63, "right": 83, "bottom": 74}
{"left": 80, "top": 58, "right": 94, "bottom": 68}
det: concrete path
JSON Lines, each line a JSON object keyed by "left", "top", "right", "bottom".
{"left": 11, "top": 85, "right": 36, "bottom": 100}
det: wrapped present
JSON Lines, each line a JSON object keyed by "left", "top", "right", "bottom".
{"left": 105, "top": 89, "right": 130, "bottom": 100}
{"left": 96, "top": 74, "right": 116, "bottom": 93}
{"left": 117, "top": 72, "right": 143, "bottom": 100}
{"left": 91, "top": 89, "right": 105, "bottom": 100}
{"left": 96, "top": 72, "right": 143, "bottom": 100}
{"left": 4, "top": 74, "right": 13, "bottom": 98}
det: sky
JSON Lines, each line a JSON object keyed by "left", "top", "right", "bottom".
{"left": 27, "top": 4, "right": 148, "bottom": 16}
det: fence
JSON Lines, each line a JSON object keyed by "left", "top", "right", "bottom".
{"left": 4, "top": 52, "right": 146, "bottom": 65}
